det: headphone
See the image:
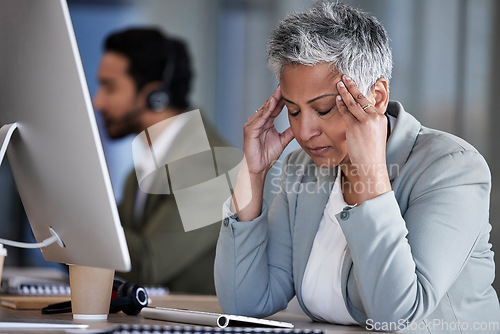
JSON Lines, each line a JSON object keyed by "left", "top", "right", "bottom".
{"left": 41, "top": 279, "right": 148, "bottom": 316}
{"left": 109, "top": 279, "right": 148, "bottom": 315}
{"left": 146, "top": 39, "right": 177, "bottom": 112}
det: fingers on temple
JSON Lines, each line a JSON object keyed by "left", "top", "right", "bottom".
{"left": 337, "top": 75, "right": 375, "bottom": 121}
{"left": 337, "top": 82, "right": 363, "bottom": 121}
{"left": 343, "top": 75, "right": 371, "bottom": 108}
{"left": 336, "top": 93, "right": 357, "bottom": 126}
{"left": 344, "top": 75, "right": 376, "bottom": 113}
{"left": 270, "top": 98, "right": 286, "bottom": 117}
{"left": 247, "top": 89, "right": 276, "bottom": 124}
{"left": 260, "top": 86, "right": 283, "bottom": 116}
{"left": 247, "top": 88, "right": 284, "bottom": 131}
{"left": 267, "top": 86, "right": 284, "bottom": 115}
{"left": 274, "top": 85, "right": 282, "bottom": 101}
{"left": 264, "top": 99, "right": 285, "bottom": 130}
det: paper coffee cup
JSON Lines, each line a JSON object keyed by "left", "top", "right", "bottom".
{"left": 69, "top": 265, "right": 115, "bottom": 320}
{"left": 0, "top": 244, "right": 6, "bottom": 284}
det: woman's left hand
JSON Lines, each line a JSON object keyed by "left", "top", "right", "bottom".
{"left": 335, "top": 75, "right": 391, "bottom": 201}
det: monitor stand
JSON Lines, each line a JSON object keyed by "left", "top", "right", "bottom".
{"left": 0, "top": 123, "right": 18, "bottom": 167}
{"left": 1, "top": 122, "right": 115, "bottom": 320}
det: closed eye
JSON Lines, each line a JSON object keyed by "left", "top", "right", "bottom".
{"left": 317, "top": 108, "right": 333, "bottom": 116}
{"left": 289, "top": 110, "right": 300, "bottom": 117}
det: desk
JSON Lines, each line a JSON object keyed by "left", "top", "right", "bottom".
{"left": 0, "top": 294, "right": 370, "bottom": 333}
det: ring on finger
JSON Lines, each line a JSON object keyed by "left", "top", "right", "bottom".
{"left": 361, "top": 103, "right": 374, "bottom": 111}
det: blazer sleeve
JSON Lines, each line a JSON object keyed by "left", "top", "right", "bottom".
{"left": 337, "top": 150, "right": 491, "bottom": 324}
{"left": 215, "top": 158, "right": 296, "bottom": 317}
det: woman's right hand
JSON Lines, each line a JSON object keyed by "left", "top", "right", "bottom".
{"left": 243, "top": 86, "right": 294, "bottom": 177}
{"left": 230, "top": 86, "right": 294, "bottom": 220}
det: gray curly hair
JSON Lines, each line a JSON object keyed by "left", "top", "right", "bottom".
{"left": 267, "top": 1, "right": 392, "bottom": 95}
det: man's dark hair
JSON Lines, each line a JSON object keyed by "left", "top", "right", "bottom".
{"left": 104, "top": 27, "right": 192, "bottom": 109}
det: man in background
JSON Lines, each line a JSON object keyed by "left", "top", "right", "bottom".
{"left": 93, "top": 28, "right": 224, "bottom": 294}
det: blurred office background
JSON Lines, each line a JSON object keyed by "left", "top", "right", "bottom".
{"left": 0, "top": 0, "right": 499, "bottom": 292}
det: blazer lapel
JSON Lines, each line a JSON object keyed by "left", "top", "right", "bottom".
{"left": 292, "top": 164, "right": 337, "bottom": 303}
{"left": 385, "top": 101, "right": 421, "bottom": 182}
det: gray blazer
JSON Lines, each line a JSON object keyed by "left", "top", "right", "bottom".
{"left": 215, "top": 101, "right": 500, "bottom": 333}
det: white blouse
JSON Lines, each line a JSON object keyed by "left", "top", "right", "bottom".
{"left": 301, "top": 167, "right": 356, "bottom": 324}
{"left": 301, "top": 115, "right": 395, "bottom": 324}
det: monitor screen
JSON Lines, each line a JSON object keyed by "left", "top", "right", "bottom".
{"left": 0, "top": 0, "right": 130, "bottom": 271}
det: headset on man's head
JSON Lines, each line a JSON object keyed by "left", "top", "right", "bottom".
{"left": 146, "top": 39, "right": 177, "bottom": 112}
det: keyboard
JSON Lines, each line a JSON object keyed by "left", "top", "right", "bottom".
{"left": 113, "top": 324, "right": 325, "bottom": 334}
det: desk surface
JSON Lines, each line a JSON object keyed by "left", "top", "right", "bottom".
{"left": 0, "top": 294, "right": 369, "bottom": 334}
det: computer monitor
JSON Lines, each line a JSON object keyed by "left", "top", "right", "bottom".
{"left": 0, "top": 0, "right": 130, "bottom": 272}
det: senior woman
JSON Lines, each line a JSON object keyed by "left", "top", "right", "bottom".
{"left": 215, "top": 1, "right": 499, "bottom": 332}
